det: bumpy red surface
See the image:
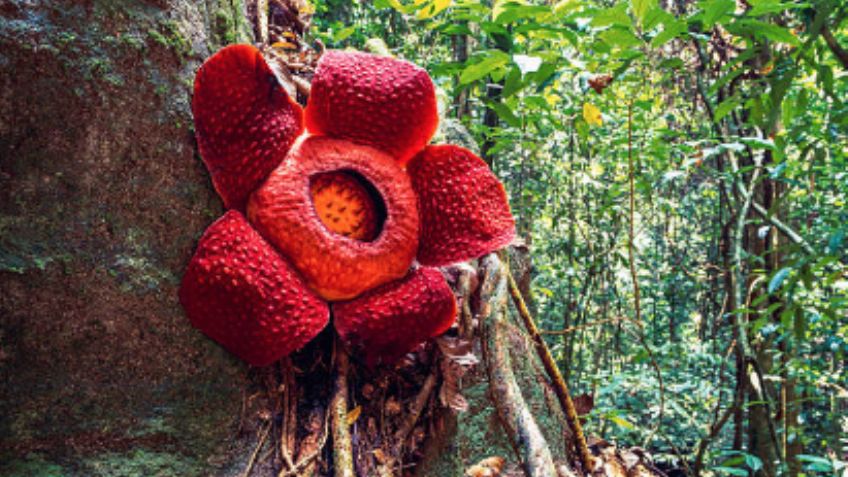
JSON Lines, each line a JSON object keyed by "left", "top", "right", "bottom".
{"left": 247, "top": 136, "right": 419, "bottom": 301}
{"left": 179, "top": 211, "right": 329, "bottom": 366}
{"left": 407, "top": 145, "right": 516, "bottom": 266}
{"left": 333, "top": 267, "right": 456, "bottom": 366}
{"left": 304, "top": 51, "right": 438, "bottom": 164}
{"left": 192, "top": 44, "right": 303, "bottom": 209}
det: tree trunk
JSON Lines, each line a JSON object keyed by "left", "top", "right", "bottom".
{"left": 0, "top": 0, "right": 259, "bottom": 475}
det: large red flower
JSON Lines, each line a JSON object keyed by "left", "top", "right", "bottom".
{"left": 180, "top": 45, "right": 515, "bottom": 366}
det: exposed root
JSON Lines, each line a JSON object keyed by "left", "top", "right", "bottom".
{"left": 479, "top": 254, "right": 558, "bottom": 477}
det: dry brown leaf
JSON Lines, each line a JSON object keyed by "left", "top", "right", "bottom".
{"left": 437, "top": 335, "right": 478, "bottom": 412}
{"left": 466, "top": 456, "right": 506, "bottom": 476}
{"left": 346, "top": 405, "right": 362, "bottom": 425}
{"left": 588, "top": 74, "right": 614, "bottom": 94}
{"left": 385, "top": 397, "right": 402, "bottom": 416}
{"left": 271, "top": 41, "right": 298, "bottom": 50}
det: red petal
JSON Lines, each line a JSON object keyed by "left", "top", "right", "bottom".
{"left": 408, "top": 145, "right": 515, "bottom": 266}
{"left": 333, "top": 267, "right": 456, "bottom": 366}
{"left": 192, "top": 44, "right": 303, "bottom": 209}
{"left": 304, "top": 51, "right": 438, "bottom": 164}
{"left": 179, "top": 211, "right": 328, "bottom": 366}
{"left": 248, "top": 137, "right": 419, "bottom": 301}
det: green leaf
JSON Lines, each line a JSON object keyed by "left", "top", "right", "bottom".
{"left": 600, "top": 26, "right": 642, "bottom": 48}
{"left": 631, "top": 0, "right": 657, "bottom": 27}
{"left": 714, "top": 98, "right": 739, "bottom": 122}
{"left": 727, "top": 20, "right": 800, "bottom": 46}
{"left": 747, "top": 0, "right": 809, "bottom": 16}
{"left": 712, "top": 467, "right": 749, "bottom": 476}
{"left": 797, "top": 455, "right": 834, "bottom": 472}
{"left": 650, "top": 18, "right": 687, "bottom": 46}
{"left": 502, "top": 66, "right": 524, "bottom": 97}
{"left": 768, "top": 267, "right": 791, "bottom": 294}
{"left": 591, "top": 3, "right": 630, "bottom": 27}
{"left": 744, "top": 454, "right": 763, "bottom": 472}
{"left": 698, "top": 0, "right": 735, "bottom": 29}
{"left": 739, "top": 136, "right": 776, "bottom": 150}
{"left": 490, "top": 102, "right": 521, "bottom": 128}
{"left": 494, "top": 2, "right": 549, "bottom": 23}
{"left": 608, "top": 415, "right": 635, "bottom": 429}
{"left": 459, "top": 50, "right": 510, "bottom": 85}
{"left": 333, "top": 25, "right": 356, "bottom": 42}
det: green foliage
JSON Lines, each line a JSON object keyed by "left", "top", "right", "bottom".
{"left": 311, "top": 0, "right": 847, "bottom": 474}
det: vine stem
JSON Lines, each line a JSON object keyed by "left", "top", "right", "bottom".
{"left": 502, "top": 255, "right": 594, "bottom": 472}
{"left": 626, "top": 102, "right": 642, "bottom": 328}
{"left": 626, "top": 102, "right": 666, "bottom": 447}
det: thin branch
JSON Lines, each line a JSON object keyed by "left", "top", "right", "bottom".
{"left": 692, "top": 37, "right": 815, "bottom": 256}
{"left": 331, "top": 340, "right": 354, "bottom": 477}
{"left": 627, "top": 102, "right": 643, "bottom": 329}
{"left": 242, "top": 423, "right": 272, "bottom": 477}
{"left": 279, "top": 411, "right": 330, "bottom": 477}
{"left": 822, "top": 24, "right": 848, "bottom": 69}
{"left": 625, "top": 101, "right": 666, "bottom": 449}
{"left": 393, "top": 372, "right": 438, "bottom": 452}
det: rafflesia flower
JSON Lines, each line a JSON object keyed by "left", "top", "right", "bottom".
{"left": 179, "top": 44, "right": 515, "bottom": 367}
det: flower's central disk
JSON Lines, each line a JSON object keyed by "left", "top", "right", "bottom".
{"left": 310, "top": 170, "right": 385, "bottom": 241}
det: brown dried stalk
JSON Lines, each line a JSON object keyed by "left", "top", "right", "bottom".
{"left": 331, "top": 340, "right": 354, "bottom": 477}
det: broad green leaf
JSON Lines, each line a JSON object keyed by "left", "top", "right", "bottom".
{"left": 727, "top": 20, "right": 800, "bottom": 46}
{"left": 744, "top": 454, "right": 763, "bottom": 472}
{"left": 491, "top": 102, "right": 521, "bottom": 128}
{"left": 591, "top": 3, "right": 630, "bottom": 27}
{"left": 608, "top": 415, "right": 635, "bottom": 429}
{"left": 714, "top": 98, "right": 739, "bottom": 122}
{"left": 553, "top": 0, "right": 582, "bottom": 16}
{"left": 698, "top": 0, "right": 735, "bottom": 29}
{"left": 713, "top": 466, "right": 751, "bottom": 476}
{"left": 631, "top": 0, "right": 657, "bottom": 27}
{"left": 768, "top": 267, "right": 791, "bottom": 293}
{"left": 650, "top": 18, "right": 687, "bottom": 46}
{"left": 642, "top": 6, "right": 671, "bottom": 30}
{"left": 600, "top": 26, "right": 642, "bottom": 48}
{"left": 459, "top": 50, "right": 510, "bottom": 84}
{"left": 747, "top": 0, "right": 809, "bottom": 16}
{"left": 797, "top": 455, "right": 834, "bottom": 472}
{"left": 502, "top": 66, "right": 524, "bottom": 97}
{"left": 739, "top": 136, "right": 776, "bottom": 150}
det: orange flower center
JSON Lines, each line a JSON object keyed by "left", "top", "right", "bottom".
{"left": 310, "top": 171, "right": 384, "bottom": 241}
